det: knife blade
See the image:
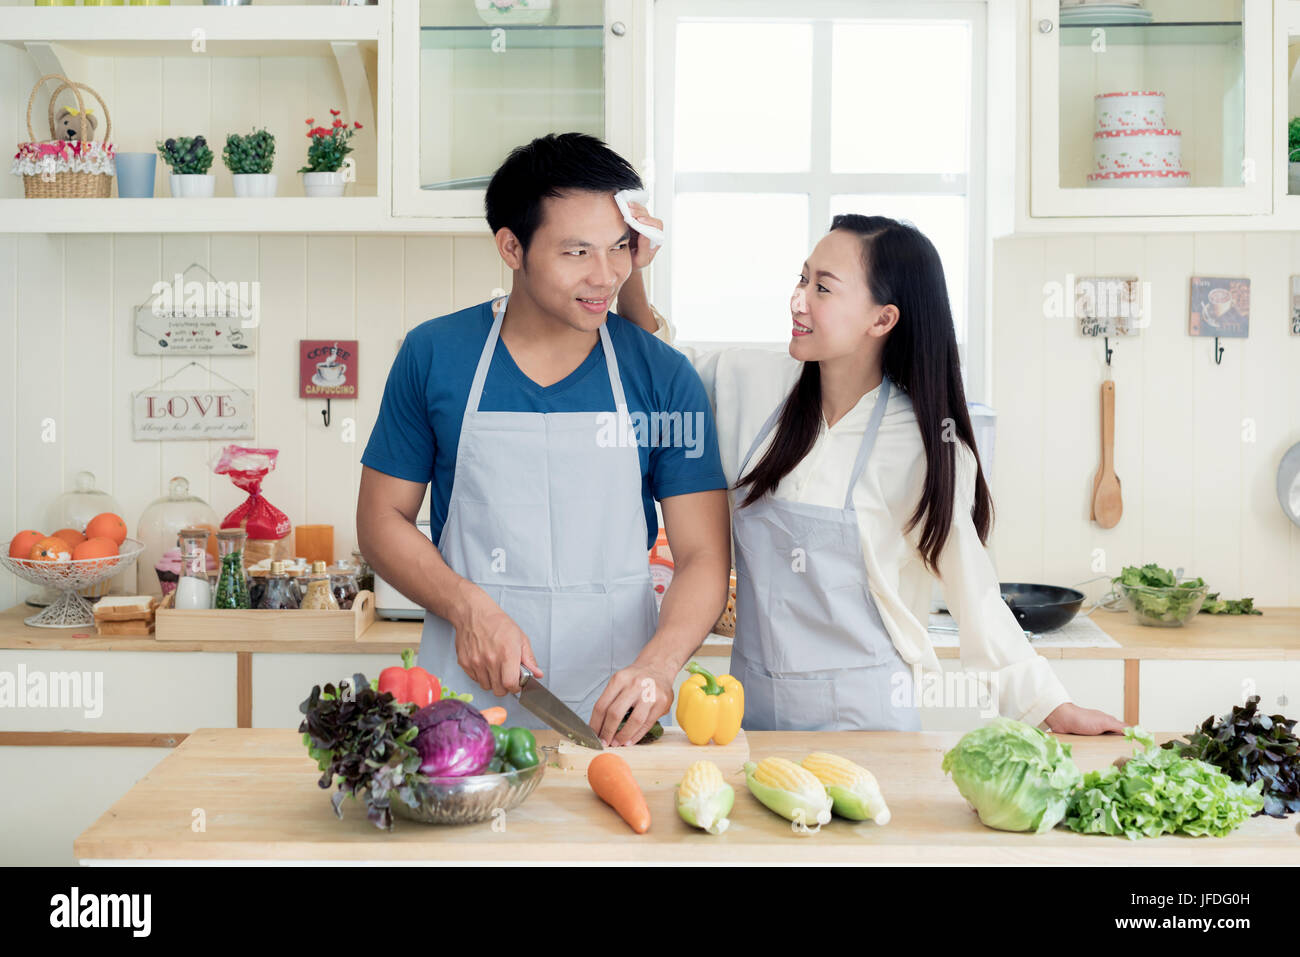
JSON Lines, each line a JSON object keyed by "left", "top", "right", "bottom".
{"left": 516, "top": 667, "right": 604, "bottom": 751}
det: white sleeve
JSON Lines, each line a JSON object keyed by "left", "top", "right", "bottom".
{"left": 934, "top": 444, "right": 1071, "bottom": 729}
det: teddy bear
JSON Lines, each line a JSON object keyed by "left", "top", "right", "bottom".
{"left": 54, "top": 106, "right": 97, "bottom": 142}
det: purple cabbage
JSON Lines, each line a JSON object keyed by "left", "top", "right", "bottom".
{"left": 413, "top": 699, "right": 495, "bottom": 777}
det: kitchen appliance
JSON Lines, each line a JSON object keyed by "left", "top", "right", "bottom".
{"left": 373, "top": 519, "right": 432, "bottom": 618}
{"left": 1278, "top": 441, "right": 1300, "bottom": 528}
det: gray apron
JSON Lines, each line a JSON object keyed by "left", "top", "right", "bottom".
{"left": 417, "top": 296, "right": 658, "bottom": 730}
{"left": 731, "top": 375, "right": 920, "bottom": 732}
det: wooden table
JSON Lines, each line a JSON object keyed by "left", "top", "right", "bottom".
{"left": 73, "top": 728, "right": 1300, "bottom": 865}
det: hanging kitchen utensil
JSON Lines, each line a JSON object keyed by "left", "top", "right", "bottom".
{"left": 1091, "top": 380, "right": 1123, "bottom": 527}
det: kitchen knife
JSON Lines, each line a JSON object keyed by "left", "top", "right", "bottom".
{"left": 516, "top": 667, "right": 604, "bottom": 751}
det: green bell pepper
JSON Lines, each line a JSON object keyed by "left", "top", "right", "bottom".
{"left": 505, "top": 727, "right": 539, "bottom": 769}
{"left": 491, "top": 724, "right": 510, "bottom": 758}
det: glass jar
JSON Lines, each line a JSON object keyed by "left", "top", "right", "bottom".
{"left": 351, "top": 548, "right": 374, "bottom": 594}
{"left": 258, "top": 560, "right": 300, "bottom": 610}
{"left": 301, "top": 560, "right": 340, "bottom": 610}
{"left": 174, "top": 527, "right": 213, "bottom": 610}
{"left": 136, "top": 476, "right": 219, "bottom": 598}
{"left": 329, "top": 560, "right": 360, "bottom": 610}
{"left": 247, "top": 571, "right": 268, "bottom": 610}
{"left": 213, "top": 528, "right": 250, "bottom": 609}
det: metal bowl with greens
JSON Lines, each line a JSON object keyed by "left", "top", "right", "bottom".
{"left": 298, "top": 674, "right": 548, "bottom": 829}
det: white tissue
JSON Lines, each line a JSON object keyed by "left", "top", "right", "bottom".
{"left": 614, "top": 188, "right": 665, "bottom": 250}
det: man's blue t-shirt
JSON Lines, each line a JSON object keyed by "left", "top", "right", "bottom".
{"left": 361, "top": 300, "right": 728, "bottom": 550}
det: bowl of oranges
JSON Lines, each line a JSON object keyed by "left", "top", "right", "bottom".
{"left": 3, "top": 513, "right": 143, "bottom": 627}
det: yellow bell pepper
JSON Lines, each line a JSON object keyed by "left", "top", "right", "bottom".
{"left": 676, "top": 661, "right": 744, "bottom": 745}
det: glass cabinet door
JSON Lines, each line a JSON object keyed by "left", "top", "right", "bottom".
{"left": 1030, "top": 0, "right": 1271, "bottom": 217}
{"left": 393, "top": 0, "right": 630, "bottom": 220}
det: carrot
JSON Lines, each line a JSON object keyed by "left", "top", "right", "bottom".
{"left": 480, "top": 706, "right": 507, "bottom": 726}
{"left": 588, "top": 752, "right": 651, "bottom": 834}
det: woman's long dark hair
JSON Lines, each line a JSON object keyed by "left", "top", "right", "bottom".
{"left": 736, "top": 214, "right": 993, "bottom": 575}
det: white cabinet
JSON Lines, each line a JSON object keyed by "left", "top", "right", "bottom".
{"left": 390, "top": 0, "right": 645, "bottom": 226}
{"left": 1027, "top": 0, "right": 1272, "bottom": 219}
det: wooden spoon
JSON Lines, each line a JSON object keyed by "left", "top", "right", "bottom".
{"left": 1091, "top": 380, "right": 1123, "bottom": 528}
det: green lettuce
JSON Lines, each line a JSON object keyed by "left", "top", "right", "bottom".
{"left": 941, "top": 718, "right": 1083, "bottom": 833}
{"left": 1063, "top": 727, "right": 1265, "bottom": 839}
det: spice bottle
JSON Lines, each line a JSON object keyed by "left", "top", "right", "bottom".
{"left": 259, "top": 560, "right": 300, "bottom": 610}
{"left": 213, "top": 528, "right": 251, "bottom": 609}
{"left": 329, "top": 560, "right": 360, "bottom": 610}
{"left": 301, "top": 560, "right": 340, "bottom": 611}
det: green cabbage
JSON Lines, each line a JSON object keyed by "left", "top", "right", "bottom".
{"left": 1063, "top": 727, "right": 1266, "bottom": 839}
{"left": 941, "top": 718, "right": 1083, "bottom": 833}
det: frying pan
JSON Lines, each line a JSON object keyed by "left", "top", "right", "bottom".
{"left": 997, "top": 583, "right": 1086, "bottom": 633}
{"left": 935, "top": 582, "right": 1086, "bottom": 635}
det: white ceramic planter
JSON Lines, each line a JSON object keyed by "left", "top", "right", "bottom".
{"left": 301, "top": 171, "right": 346, "bottom": 198}
{"left": 232, "top": 173, "right": 278, "bottom": 198}
{"left": 169, "top": 174, "right": 215, "bottom": 198}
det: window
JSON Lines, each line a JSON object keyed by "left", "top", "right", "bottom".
{"left": 653, "top": 0, "right": 987, "bottom": 396}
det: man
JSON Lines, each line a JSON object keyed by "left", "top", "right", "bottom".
{"left": 357, "top": 133, "right": 731, "bottom": 747}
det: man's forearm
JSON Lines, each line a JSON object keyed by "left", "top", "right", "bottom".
{"left": 357, "top": 510, "right": 473, "bottom": 628}
{"left": 616, "top": 270, "right": 657, "bottom": 333}
{"left": 634, "top": 549, "right": 729, "bottom": 678}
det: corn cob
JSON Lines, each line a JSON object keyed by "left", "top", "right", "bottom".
{"left": 743, "top": 757, "right": 832, "bottom": 831}
{"left": 802, "top": 751, "right": 891, "bottom": 825}
{"left": 676, "top": 760, "right": 734, "bottom": 835}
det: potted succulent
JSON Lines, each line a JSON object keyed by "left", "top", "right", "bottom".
{"left": 1289, "top": 118, "right": 1300, "bottom": 195}
{"left": 299, "top": 109, "right": 362, "bottom": 197}
{"left": 157, "top": 136, "right": 215, "bottom": 198}
{"left": 223, "top": 127, "right": 277, "bottom": 198}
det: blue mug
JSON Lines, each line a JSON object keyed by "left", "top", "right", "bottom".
{"left": 115, "top": 152, "right": 156, "bottom": 198}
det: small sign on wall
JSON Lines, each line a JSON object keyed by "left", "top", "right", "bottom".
{"left": 1075, "top": 277, "right": 1143, "bottom": 337}
{"left": 133, "top": 388, "right": 255, "bottom": 441}
{"left": 300, "top": 340, "right": 358, "bottom": 399}
{"left": 133, "top": 264, "right": 259, "bottom": 356}
{"left": 1189, "top": 277, "right": 1250, "bottom": 338}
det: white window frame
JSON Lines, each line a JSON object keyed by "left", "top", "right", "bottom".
{"left": 652, "top": 0, "right": 989, "bottom": 402}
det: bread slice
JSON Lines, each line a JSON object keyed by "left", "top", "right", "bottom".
{"left": 92, "top": 595, "right": 158, "bottom": 621}
{"left": 95, "top": 618, "right": 155, "bottom": 636}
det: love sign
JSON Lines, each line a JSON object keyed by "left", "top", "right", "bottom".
{"left": 133, "top": 388, "right": 255, "bottom": 441}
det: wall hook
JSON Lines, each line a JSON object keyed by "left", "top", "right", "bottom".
{"left": 1103, "top": 336, "right": 1113, "bottom": 366}
{"left": 321, "top": 398, "right": 331, "bottom": 427}
{"left": 1214, "top": 337, "right": 1224, "bottom": 365}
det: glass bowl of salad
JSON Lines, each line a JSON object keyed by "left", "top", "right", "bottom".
{"left": 1116, "top": 581, "right": 1208, "bottom": 627}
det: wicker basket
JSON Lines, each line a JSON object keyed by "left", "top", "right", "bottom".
{"left": 16, "top": 73, "right": 114, "bottom": 199}
{"left": 713, "top": 571, "right": 737, "bottom": 637}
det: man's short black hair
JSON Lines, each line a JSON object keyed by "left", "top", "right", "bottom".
{"left": 485, "top": 132, "right": 643, "bottom": 253}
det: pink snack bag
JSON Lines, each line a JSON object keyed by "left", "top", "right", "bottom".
{"left": 213, "top": 445, "right": 292, "bottom": 540}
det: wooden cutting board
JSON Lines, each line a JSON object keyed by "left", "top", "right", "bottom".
{"left": 556, "top": 727, "right": 750, "bottom": 776}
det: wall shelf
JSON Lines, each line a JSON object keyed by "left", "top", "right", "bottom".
{"left": 0, "top": 6, "right": 383, "bottom": 58}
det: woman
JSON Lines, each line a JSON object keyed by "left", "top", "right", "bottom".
{"left": 621, "top": 209, "right": 1124, "bottom": 734}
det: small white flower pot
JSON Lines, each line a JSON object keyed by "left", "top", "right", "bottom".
{"left": 302, "top": 170, "right": 346, "bottom": 198}
{"left": 232, "top": 173, "right": 278, "bottom": 198}
{"left": 169, "top": 173, "right": 215, "bottom": 198}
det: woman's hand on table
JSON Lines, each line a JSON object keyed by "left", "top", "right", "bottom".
{"left": 1044, "top": 702, "right": 1126, "bottom": 735}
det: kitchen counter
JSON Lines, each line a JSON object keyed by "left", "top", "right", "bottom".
{"left": 73, "top": 728, "right": 1300, "bottom": 865}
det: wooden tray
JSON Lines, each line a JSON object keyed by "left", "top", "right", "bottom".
{"left": 555, "top": 726, "right": 750, "bottom": 776}
{"left": 155, "top": 590, "right": 375, "bottom": 642}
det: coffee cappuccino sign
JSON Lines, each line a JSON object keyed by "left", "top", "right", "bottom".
{"left": 133, "top": 389, "right": 255, "bottom": 441}
{"left": 300, "top": 339, "right": 358, "bottom": 399}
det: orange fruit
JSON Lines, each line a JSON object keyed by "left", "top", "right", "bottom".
{"left": 74, "top": 537, "right": 119, "bottom": 560}
{"left": 85, "top": 512, "right": 127, "bottom": 546}
{"left": 9, "top": 530, "right": 44, "bottom": 559}
{"left": 53, "top": 527, "right": 86, "bottom": 548}
{"left": 30, "top": 536, "right": 72, "bottom": 562}
{"left": 74, "top": 536, "right": 119, "bottom": 574}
